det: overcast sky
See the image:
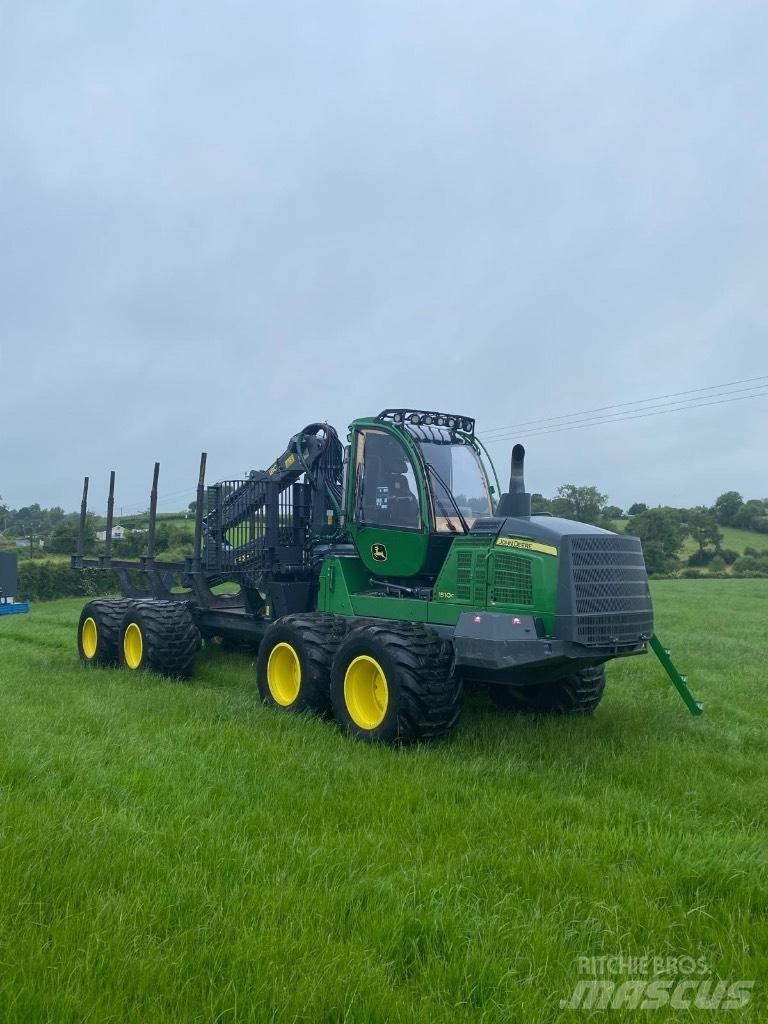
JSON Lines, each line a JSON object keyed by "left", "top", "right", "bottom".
{"left": 1, "top": 0, "right": 766, "bottom": 515}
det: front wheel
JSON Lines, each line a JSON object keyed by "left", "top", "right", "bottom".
{"left": 489, "top": 664, "right": 606, "bottom": 715}
{"left": 330, "top": 622, "right": 462, "bottom": 745}
{"left": 256, "top": 614, "right": 344, "bottom": 715}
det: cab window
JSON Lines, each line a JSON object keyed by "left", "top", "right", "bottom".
{"left": 417, "top": 439, "right": 492, "bottom": 533}
{"left": 356, "top": 430, "right": 421, "bottom": 529}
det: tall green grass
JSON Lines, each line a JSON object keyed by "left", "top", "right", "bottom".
{"left": 0, "top": 582, "right": 766, "bottom": 1021}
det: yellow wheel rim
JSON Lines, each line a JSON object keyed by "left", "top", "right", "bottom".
{"left": 123, "top": 622, "right": 143, "bottom": 670}
{"left": 267, "top": 642, "right": 301, "bottom": 706}
{"left": 82, "top": 617, "right": 98, "bottom": 659}
{"left": 344, "top": 655, "right": 389, "bottom": 730}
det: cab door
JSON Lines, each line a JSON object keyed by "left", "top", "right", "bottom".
{"left": 347, "top": 426, "right": 431, "bottom": 577}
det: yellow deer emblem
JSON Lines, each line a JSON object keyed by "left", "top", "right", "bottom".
{"left": 371, "top": 543, "right": 388, "bottom": 562}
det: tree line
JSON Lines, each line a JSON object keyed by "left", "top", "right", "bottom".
{"left": 3, "top": 487, "right": 767, "bottom": 580}
{"left": 530, "top": 485, "right": 768, "bottom": 576}
{"left": 0, "top": 499, "right": 194, "bottom": 561}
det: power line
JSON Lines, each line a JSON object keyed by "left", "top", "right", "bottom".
{"left": 481, "top": 373, "right": 768, "bottom": 438}
{"left": 482, "top": 383, "right": 768, "bottom": 443}
{"left": 482, "top": 388, "right": 768, "bottom": 445}
{"left": 101, "top": 468, "right": 256, "bottom": 518}
{"left": 493, "top": 388, "right": 768, "bottom": 442}
{"left": 85, "top": 467, "right": 256, "bottom": 519}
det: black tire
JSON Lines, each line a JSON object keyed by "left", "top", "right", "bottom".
{"left": 330, "top": 622, "right": 463, "bottom": 745}
{"left": 119, "top": 601, "right": 201, "bottom": 678}
{"left": 489, "top": 664, "right": 606, "bottom": 715}
{"left": 77, "top": 599, "right": 134, "bottom": 667}
{"left": 256, "top": 614, "right": 345, "bottom": 715}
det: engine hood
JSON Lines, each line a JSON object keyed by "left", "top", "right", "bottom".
{"left": 470, "top": 514, "right": 653, "bottom": 650}
{"left": 470, "top": 515, "right": 617, "bottom": 544}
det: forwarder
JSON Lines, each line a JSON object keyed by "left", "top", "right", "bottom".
{"left": 72, "top": 409, "right": 701, "bottom": 743}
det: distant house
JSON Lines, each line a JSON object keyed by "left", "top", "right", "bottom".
{"left": 15, "top": 538, "right": 44, "bottom": 549}
{"left": 96, "top": 525, "right": 128, "bottom": 541}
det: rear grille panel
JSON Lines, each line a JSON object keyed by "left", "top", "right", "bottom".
{"left": 564, "top": 534, "right": 652, "bottom": 647}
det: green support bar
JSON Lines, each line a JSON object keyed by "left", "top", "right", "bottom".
{"left": 649, "top": 634, "right": 704, "bottom": 716}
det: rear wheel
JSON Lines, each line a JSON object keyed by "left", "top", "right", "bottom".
{"left": 77, "top": 599, "right": 133, "bottom": 667}
{"left": 330, "top": 622, "right": 462, "bottom": 745}
{"left": 256, "top": 614, "right": 344, "bottom": 715}
{"left": 489, "top": 664, "right": 606, "bottom": 715}
{"left": 119, "top": 601, "right": 201, "bottom": 678}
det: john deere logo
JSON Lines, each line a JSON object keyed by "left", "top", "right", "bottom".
{"left": 371, "top": 543, "right": 388, "bottom": 562}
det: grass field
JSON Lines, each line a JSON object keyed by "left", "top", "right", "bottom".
{"left": 708, "top": 528, "right": 768, "bottom": 552}
{"left": 1, "top": 583, "right": 766, "bottom": 1022}
{"left": 682, "top": 525, "right": 768, "bottom": 558}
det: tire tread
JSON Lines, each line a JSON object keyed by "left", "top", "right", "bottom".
{"left": 257, "top": 613, "right": 345, "bottom": 713}
{"left": 333, "top": 621, "right": 463, "bottom": 743}
{"left": 490, "top": 664, "right": 606, "bottom": 715}
{"left": 121, "top": 600, "right": 201, "bottom": 677}
{"left": 78, "top": 599, "right": 134, "bottom": 666}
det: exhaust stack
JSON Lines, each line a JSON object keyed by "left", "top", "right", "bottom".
{"left": 495, "top": 443, "right": 531, "bottom": 518}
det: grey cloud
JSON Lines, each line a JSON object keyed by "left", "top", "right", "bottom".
{"left": 1, "top": 0, "right": 766, "bottom": 513}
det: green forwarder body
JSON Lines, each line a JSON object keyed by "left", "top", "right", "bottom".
{"left": 318, "top": 514, "right": 653, "bottom": 688}
{"left": 73, "top": 407, "right": 699, "bottom": 746}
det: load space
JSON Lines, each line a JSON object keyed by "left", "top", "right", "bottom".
{"left": 72, "top": 408, "right": 702, "bottom": 744}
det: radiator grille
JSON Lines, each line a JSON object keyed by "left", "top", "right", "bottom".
{"left": 569, "top": 535, "right": 652, "bottom": 646}
{"left": 456, "top": 551, "right": 473, "bottom": 602}
{"left": 491, "top": 552, "right": 533, "bottom": 606}
{"left": 456, "top": 549, "right": 488, "bottom": 604}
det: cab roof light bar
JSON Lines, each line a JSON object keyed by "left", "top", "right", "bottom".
{"left": 377, "top": 409, "right": 475, "bottom": 436}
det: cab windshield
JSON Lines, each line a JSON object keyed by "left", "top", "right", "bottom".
{"left": 415, "top": 439, "right": 492, "bottom": 531}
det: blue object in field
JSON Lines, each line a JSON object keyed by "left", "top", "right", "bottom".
{"left": 0, "top": 553, "right": 28, "bottom": 614}
{"left": 0, "top": 600, "right": 30, "bottom": 615}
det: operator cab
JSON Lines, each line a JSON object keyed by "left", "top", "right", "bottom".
{"left": 346, "top": 410, "right": 496, "bottom": 577}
